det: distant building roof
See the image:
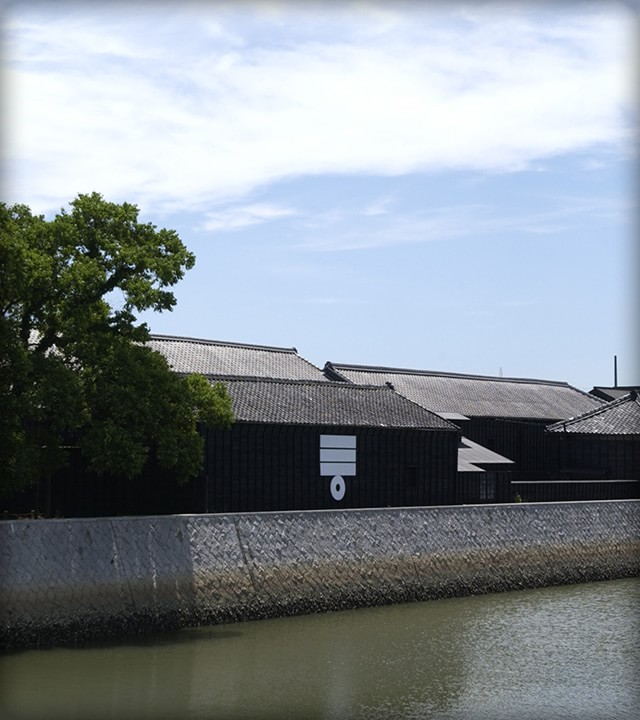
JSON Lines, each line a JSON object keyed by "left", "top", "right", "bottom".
{"left": 589, "top": 386, "right": 640, "bottom": 402}
{"left": 149, "top": 334, "right": 327, "bottom": 381}
{"left": 324, "top": 362, "right": 603, "bottom": 421}
{"left": 547, "top": 391, "right": 640, "bottom": 435}
{"left": 208, "top": 376, "right": 459, "bottom": 429}
{"left": 436, "top": 412, "right": 471, "bottom": 421}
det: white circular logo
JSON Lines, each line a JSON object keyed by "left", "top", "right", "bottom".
{"left": 330, "top": 475, "right": 346, "bottom": 501}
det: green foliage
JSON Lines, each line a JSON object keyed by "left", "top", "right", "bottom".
{"left": 0, "top": 193, "right": 233, "bottom": 496}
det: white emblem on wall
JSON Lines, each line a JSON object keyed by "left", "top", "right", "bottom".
{"left": 320, "top": 435, "right": 356, "bottom": 501}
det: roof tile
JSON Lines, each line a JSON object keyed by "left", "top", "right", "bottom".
{"left": 547, "top": 391, "right": 640, "bottom": 434}
{"left": 325, "top": 363, "right": 603, "bottom": 420}
{"left": 212, "top": 376, "right": 458, "bottom": 429}
{"left": 149, "top": 335, "right": 327, "bottom": 381}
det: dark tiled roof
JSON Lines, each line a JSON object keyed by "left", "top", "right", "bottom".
{"left": 325, "top": 362, "right": 604, "bottom": 421}
{"left": 210, "top": 376, "right": 458, "bottom": 429}
{"left": 547, "top": 391, "right": 640, "bottom": 435}
{"left": 589, "top": 386, "right": 640, "bottom": 402}
{"left": 148, "top": 334, "right": 327, "bottom": 380}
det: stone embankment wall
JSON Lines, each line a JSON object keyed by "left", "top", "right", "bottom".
{"left": 1, "top": 501, "right": 639, "bottom": 650}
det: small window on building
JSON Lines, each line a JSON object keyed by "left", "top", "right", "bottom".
{"left": 480, "top": 474, "right": 497, "bottom": 501}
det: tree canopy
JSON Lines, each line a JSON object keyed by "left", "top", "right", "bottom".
{"left": 0, "top": 192, "right": 233, "bottom": 497}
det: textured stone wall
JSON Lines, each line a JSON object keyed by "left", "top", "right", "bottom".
{"left": 1, "top": 501, "right": 639, "bottom": 650}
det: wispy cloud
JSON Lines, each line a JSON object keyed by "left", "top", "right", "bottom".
{"left": 201, "top": 202, "right": 297, "bottom": 231}
{"left": 296, "top": 206, "right": 491, "bottom": 252}
{"left": 362, "top": 197, "right": 394, "bottom": 216}
{"left": 3, "top": 2, "right": 636, "bottom": 213}
{"left": 294, "top": 194, "right": 635, "bottom": 252}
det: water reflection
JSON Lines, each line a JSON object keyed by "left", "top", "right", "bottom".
{"left": 1, "top": 578, "right": 638, "bottom": 720}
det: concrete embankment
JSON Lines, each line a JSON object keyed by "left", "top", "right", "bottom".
{"left": 1, "top": 501, "right": 638, "bottom": 650}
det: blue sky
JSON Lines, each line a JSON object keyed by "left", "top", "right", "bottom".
{"left": 3, "top": 1, "right": 638, "bottom": 390}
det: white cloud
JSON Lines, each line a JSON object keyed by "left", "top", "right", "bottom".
{"left": 2, "top": 1, "right": 636, "bottom": 213}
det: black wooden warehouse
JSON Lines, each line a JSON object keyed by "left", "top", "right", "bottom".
{"left": 3, "top": 336, "right": 332, "bottom": 517}
{"left": 148, "top": 337, "right": 494, "bottom": 509}
{"left": 323, "top": 362, "right": 623, "bottom": 500}
{"left": 7, "top": 334, "right": 633, "bottom": 516}
{"left": 203, "top": 376, "right": 459, "bottom": 512}
{"left": 3, "top": 337, "right": 460, "bottom": 517}
{"left": 530, "top": 390, "right": 640, "bottom": 502}
{"left": 14, "top": 377, "right": 460, "bottom": 516}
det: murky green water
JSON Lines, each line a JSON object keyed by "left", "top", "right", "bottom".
{"left": 1, "top": 578, "right": 638, "bottom": 720}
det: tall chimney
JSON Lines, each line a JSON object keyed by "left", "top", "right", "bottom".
{"left": 614, "top": 355, "right": 618, "bottom": 388}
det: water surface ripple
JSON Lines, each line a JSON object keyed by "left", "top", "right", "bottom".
{"left": 1, "top": 578, "right": 638, "bottom": 720}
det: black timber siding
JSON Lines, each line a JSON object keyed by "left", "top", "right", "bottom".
{"left": 205, "top": 423, "right": 459, "bottom": 513}
{"left": 2, "top": 424, "right": 458, "bottom": 517}
{"left": 511, "top": 480, "right": 639, "bottom": 502}
{"left": 457, "top": 469, "right": 512, "bottom": 505}
{"left": 548, "top": 433, "right": 640, "bottom": 482}
{"left": 1, "top": 449, "right": 204, "bottom": 519}
{"left": 463, "top": 417, "right": 559, "bottom": 481}
{"left": 461, "top": 418, "right": 640, "bottom": 500}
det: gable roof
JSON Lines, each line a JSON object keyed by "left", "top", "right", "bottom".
{"left": 208, "top": 376, "right": 458, "bottom": 429}
{"left": 324, "top": 362, "right": 603, "bottom": 421}
{"left": 547, "top": 391, "right": 640, "bottom": 435}
{"left": 589, "top": 386, "right": 640, "bottom": 402}
{"left": 148, "top": 334, "right": 327, "bottom": 381}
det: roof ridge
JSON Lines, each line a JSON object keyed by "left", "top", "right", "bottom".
{"left": 547, "top": 391, "right": 638, "bottom": 430}
{"left": 203, "top": 374, "right": 406, "bottom": 390}
{"left": 292, "top": 348, "right": 326, "bottom": 376}
{"left": 149, "top": 334, "right": 298, "bottom": 354}
{"left": 327, "top": 361, "right": 574, "bottom": 388}
{"left": 381, "top": 387, "right": 461, "bottom": 431}
{"left": 323, "top": 362, "right": 352, "bottom": 382}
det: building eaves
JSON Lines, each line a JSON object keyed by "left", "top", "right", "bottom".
{"left": 150, "top": 333, "right": 297, "bottom": 354}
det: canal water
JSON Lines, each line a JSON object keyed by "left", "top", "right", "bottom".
{"left": 1, "top": 578, "right": 638, "bottom": 720}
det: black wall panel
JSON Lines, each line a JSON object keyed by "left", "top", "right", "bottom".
{"left": 204, "top": 423, "right": 459, "bottom": 513}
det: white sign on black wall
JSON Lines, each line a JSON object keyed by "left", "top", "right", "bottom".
{"left": 319, "top": 435, "right": 356, "bottom": 501}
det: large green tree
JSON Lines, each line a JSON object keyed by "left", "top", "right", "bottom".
{"left": 0, "top": 192, "right": 233, "bottom": 496}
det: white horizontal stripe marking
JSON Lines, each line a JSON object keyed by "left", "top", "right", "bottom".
{"left": 320, "top": 434, "right": 356, "bottom": 449}
{"left": 321, "top": 462, "right": 356, "bottom": 476}
{"left": 320, "top": 448, "right": 356, "bottom": 463}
